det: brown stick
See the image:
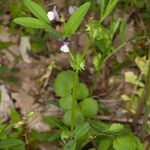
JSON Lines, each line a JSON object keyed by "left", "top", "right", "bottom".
{"left": 97, "top": 115, "right": 133, "bottom": 124}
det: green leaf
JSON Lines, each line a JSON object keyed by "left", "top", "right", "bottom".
{"left": 89, "top": 120, "right": 110, "bottom": 133}
{"left": 30, "top": 130, "right": 61, "bottom": 142}
{"left": 43, "top": 116, "right": 64, "bottom": 129}
{"left": 113, "top": 135, "right": 136, "bottom": 150}
{"left": 63, "top": 140, "right": 76, "bottom": 150}
{"left": 70, "top": 53, "right": 85, "bottom": 71}
{"left": 93, "top": 53, "right": 102, "bottom": 71}
{"left": 80, "top": 98, "right": 98, "bottom": 118}
{"left": 0, "top": 138, "right": 25, "bottom": 150}
{"left": 10, "top": 108, "right": 21, "bottom": 124}
{"left": 74, "top": 122, "right": 90, "bottom": 140}
{"left": 120, "top": 20, "right": 127, "bottom": 42}
{"left": 45, "top": 27, "right": 62, "bottom": 40}
{"left": 54, "top": 71, "right": 76, "bottom": 97}
{"left": 77, "top": 83, "right": 89, "bottom": 100}
{"left": 59, "top": 95, "right": 72, "bottom": 110}
{"left": 100, "top": 0, "right": 105, "bottom": 17}
{"left": 101, "top": 0, "right": 118, "bottom": 22}
{"left": 109, "top": 123, "right": 124, "bottom": 133}
{"left": 23, "top": 0, "right": 49, "bottom": 23}
{"left": 63, "top": 110, "right": 85, "bottom": 127}
{"left": 134, "top": 136, "right": 144, "bottom": 150}
{"left": 110, "top": 18, "right": 121, "bottom": 39}
{"left": 63, "top": 2, "right": 91, "bottom": 36}
{"left": 98, "top": 138, "right": 112, "bottom": 150}
{"left": 13, "top": 17, "right": 49, "bottom": 29}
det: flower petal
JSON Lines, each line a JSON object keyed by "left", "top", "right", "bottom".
{"left": 47, "top": 11, "right": 55, "bottom": 21}
{"left": 60, "top": 44, "right": 70, "bottom": 53}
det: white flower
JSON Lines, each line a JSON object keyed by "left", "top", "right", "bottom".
{"left": 60, "top": 44, "right": 70, "bottom": 53}
{"left": 47, "top": 11, "right": 55, "bottom": 21}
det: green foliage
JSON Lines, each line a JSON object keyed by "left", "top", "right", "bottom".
{"left": 0, "top": 138, "right": 25, "bottom": 150}
{"left": 70, "top": 53, "right": 85, "bottom": 71}
{"left": 29, "top": 130, "right": 61, "bottom": 142}
{"left": 59, "top": 95, "right": 72, "bottom": 110}
{"left": 120, "top": 20, "right": 127, "bottom": 42}
{"left": 109, "top": 123, "right": 124, "bottom": 133}
{"left": 43, "top": 116, "right": 64, "bottom": 129}
{"left": 113, "top": 135, "right": 137, "bottom": 150}
{"left": 63, "top": 2, "right": 91, "bottom": 37}
{"left": 77, "top": 83, "right": 89, "bottom": 100}
{"left": 12, "top": 0, "right": 146, "bottom": 149}
{"left": 10, "top": 108, "right": 21, "bottom": 124}
{"left": 98, "top": 138, "right": 112, "bottom": 150}
{"left": 93, "top": 53, "right": 102, "bottom": 71}
{"left": 54, "top": 71, "right": 75, "bottom": 97}
{"left": 80, "top": 98, "right": 99, "bottom": 118}
{"left": 63, "top": 140, "right": 76, "bottom": 150}
{"left": 100, "top": 0, "right": 119, "bottom": 22}
{"left": 63, "top": 110, "right": 85, "bottom": 127}
{"left": 13, "top": 17, "right": 48, "bottom": 29}
{"left": 23, "top": 0, "right": 49, "bottom": 23}
{"left": 74, "top": 122, "right": 90, "bottom": 140}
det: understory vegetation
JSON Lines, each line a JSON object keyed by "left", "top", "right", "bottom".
{"left": 0, "top": 0, "right": 150, "bottom": 149}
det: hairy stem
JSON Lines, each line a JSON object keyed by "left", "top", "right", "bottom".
{"left": 71, "top": 70, "right": 79, "bottom": 132}
{"left": 71, "top": 40, "right": 91, "bottom": 132}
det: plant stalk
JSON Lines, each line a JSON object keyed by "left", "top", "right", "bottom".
{"left": 70, "top": 40, "right": 91, "bottom": 132}
{"left": 71, "top": 69, "right": 79, "bottom": 132}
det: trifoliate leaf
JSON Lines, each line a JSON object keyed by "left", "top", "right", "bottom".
{"left": 113, "top": 135, "right": 136, "bottom": 150}
{"left": 59, "top": 95, "right": 72, "bottom": 110}
{"left": 80, "top": 98, "right": 98, "bottom": 118}
{"left": 63, "top": 110, "right": 85, "bottom": 127}
{"left": 77, "top": 83, "right": 89, "bottom": 100}
{"left": 98, "top": 138, "right": 112, "bottom": 150}
{"left": 54, "top": 71, "right": 76, "bottom": 97}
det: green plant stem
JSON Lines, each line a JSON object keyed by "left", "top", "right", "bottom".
{"left": 71, "top": 69, "right": 79, "bottom": 132}
{"left": 70, "top": 40, "right": 91, "bottom": 132}
{"left": 90, "top": 70, "right": 100, "bottom": 96}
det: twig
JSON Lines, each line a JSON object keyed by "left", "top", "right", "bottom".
{"left": 97, "top": 115, "right": 133, "bottom": 124}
